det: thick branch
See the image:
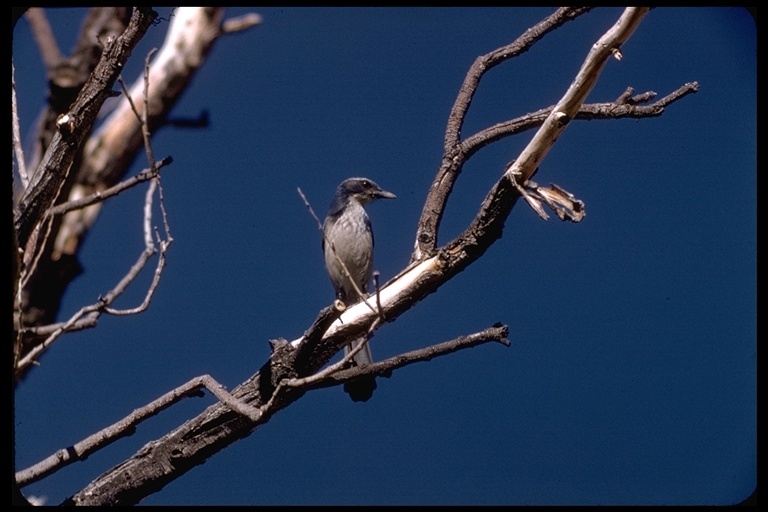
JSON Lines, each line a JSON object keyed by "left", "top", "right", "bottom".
{"left": 50, "top": 7, "right": 225, "bottom": 264}
{"left": 13, "top": 7, "right": 154, "bottom": 248}
{"left": 64, "top": 315, "right": 508, "bottom": 505}
{"left": 24, "top": 8, "right": 63, "bottom": 70}
{"left": 502, "top": 8, "right": 650, "bottom": 186}
{"left": 14, "top": 8, "right": 136, "bottom": 344}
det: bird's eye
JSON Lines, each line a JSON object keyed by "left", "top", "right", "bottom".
{"left": 361, "top": 180, "right": 371, "bottom": 188}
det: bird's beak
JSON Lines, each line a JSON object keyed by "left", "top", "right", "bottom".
{"left": 376, "top": 189, "right": 396, "bottom": 200}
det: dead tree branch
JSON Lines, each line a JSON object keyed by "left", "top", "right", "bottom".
{"left": 13, "top": 7, "right": 261, "bottom": 380}
{"left": 15, "top": 35, "right": 175, "bottom": 377}
{"left": 13, "top": 7, "right": 156, "bottom": 249}
{"left": 47, "top": 7, "right": 698, "bottom": 505}
{"left": 15, "top": 374, "right": 261, "bottom": 487}
{"left": 413, "top": 6, "right": 593, "bottom": 261}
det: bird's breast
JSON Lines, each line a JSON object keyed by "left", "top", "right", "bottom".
{"left": 323, "top": 209, "right": 374, "bottom": 299}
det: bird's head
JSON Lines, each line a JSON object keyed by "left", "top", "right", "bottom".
{"left": 341, "top": 177, "right": 396, "bottom": 203}
{"left": 328, "top": 177, "right": 396, "bottom": 214}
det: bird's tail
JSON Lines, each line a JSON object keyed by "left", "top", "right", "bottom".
{"left": 345, "top": 337, "right": 373, "bottom": 367}
{"left": 343, "top": 338, "right": 377, "bottom": 402}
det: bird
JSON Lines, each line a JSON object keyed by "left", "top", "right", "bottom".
{"left": 322, "top": 177, "right": 395, "bottom": 402}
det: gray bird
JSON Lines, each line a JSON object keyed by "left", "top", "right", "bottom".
{"left": 323, "top": 177, "right": 395, "bottom": 402}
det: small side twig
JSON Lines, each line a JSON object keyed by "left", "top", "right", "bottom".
{"left": 310, "top": 323, "right": 510, "bottom": 390}
{"left": 46, "top": 157, "right": 173, "bottom": 217}
{"left": 373, "top": 271, "right": 385, "bottom": 321}
{"left": 118, "top": 48, "right": 158, "bottom": 171}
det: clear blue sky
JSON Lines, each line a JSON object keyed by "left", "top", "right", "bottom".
{"left": 13, "top": 7, "right": 756, "bottom": 505}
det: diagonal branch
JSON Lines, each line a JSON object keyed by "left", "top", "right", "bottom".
{"left": 45, "top": 157, "right": 173, "bottom": 217}
{"left": 502, "top": 8, "right": 650, "bottom": 187}
{"left": 15, "top": 374, "right": 261, "bottom": 488}
{"left": 307, "top": 323, "right": 510, "bottom": 391}
{"left": 13, "top": 7, "right": 157, "bottom": 248}
{"left": 460, "top": 82, "right": 700, "bottom": 159}
{"left": 24, "top": 8, "right": 64, "bottom": 71}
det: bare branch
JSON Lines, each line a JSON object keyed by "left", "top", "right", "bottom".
{"left": 16, "top": 40, "right": 175, "bottom": 376}
{"left": 296, "top": 187, "right": 325, "bottom": 231}
{"left": 141, "top": 49, "right": 159, "bottom": 170}
{"left": 22, "top": 8, "right": 133, "bottom": 177}
{"left": 13, "top": 7, "right": 158, "bottom": 248}
{"left": 46, "top": 157, "right": 173, "bottom": 217}
{"left": 11, "top": 60, "right": 29, "bottom": 188}
{"left": 287, "top": 317, "right": 382, "bottom": 390}
{"left": 308, "top": 323, "right": 510, "bottom": 391}
{"left": 503, "top": 8, "right": 650, "bottom": 186}
{"left": 15, "top": 374, "right": 260, "bottom": 488}
{"left": 24, "top": 8, "right": 63, "bottom": 70}
{"left": 55, "top": 7, "right": 227, "bottom": 258}
{"left": 19, "top": 316, "right": 503, "bottom": 491}
{"left": 16, "top": 7, "right": 258, "bottom": 346}
{"left": 98, "top": 53, "right": 173, "bottom": 316}
{"left": 23, "top": 317, "right": 99, "bottom": 336}
{"left": 461, "top": 82, "right": 700, "bottom": 158}
{"left": 101, "top": 238, "right": 165, "bottom": 316}
{"left": 413, "top": 6, "right": 592, "bottom": 260}
{"left": 16, "top": 243, "right": 156, "bottom": 373}
{"left": 221, "top": 12, "right": 263, "bottom": 33}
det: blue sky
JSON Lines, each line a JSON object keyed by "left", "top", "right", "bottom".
{"left": 13, "top": 7, "right": 756, "bottom": 505}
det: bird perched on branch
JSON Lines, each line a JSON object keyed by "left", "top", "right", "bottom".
{"left": 323, "top": 177, "right": 396, "bottom": 402}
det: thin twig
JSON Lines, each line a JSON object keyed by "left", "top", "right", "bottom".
{"left": 142, "top": 49, "right": 158, "bottom": 169}
{"left": 311, "top": 323, "right": 510, "bottom": 389}
{"left": 221, "top": 12, "right": 262, "bottom": 33}
{"left": 15, "top": 46, "right": 174, "bottom": 373}
{"left": 11, "top": 60, "right": 29, "bottom": 189}
{"left": 46, "top": 157, "right": 173, "bottom": 217}
{"left": 103, "top": 49, "right": 173, "bottom": 315}
{"left": 15, "top": 374, "right": 260, "bottom": 488}
{"left": 102, "top": 239, "right": 167, "bottom": 315}
{"left": 373, "top": 271, "right": 384, "bottom": 321}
